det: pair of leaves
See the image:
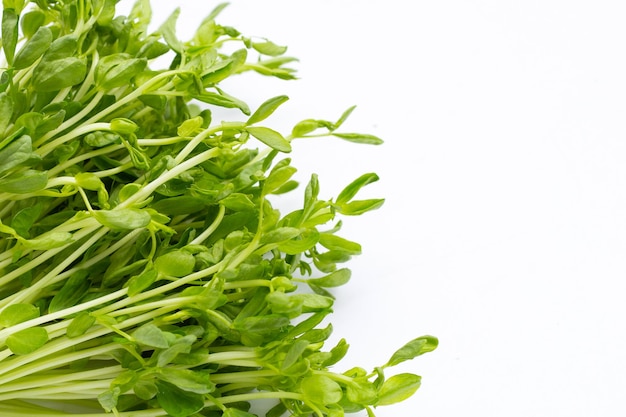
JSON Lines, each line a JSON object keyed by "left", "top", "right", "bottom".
{"left": 291, "top": 106, "right": 384, "bottom": 145}
{"left": 32, "top": 35, "right": 87, "bottom": 92}
{"left": 95, "top": 53, "right": 147, "bottom": 91}
{"left": 334, "top": 173, "right": 385, "bottom": 216}
{"left": 0, "top": 303, "right": 49, "bottom": 355}
{"left": 0, "top": 135, "right": 40, "bottom": 177}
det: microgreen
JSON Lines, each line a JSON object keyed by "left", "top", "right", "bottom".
{"left": 0, "top": 1, "right": 436, "bottom": 416}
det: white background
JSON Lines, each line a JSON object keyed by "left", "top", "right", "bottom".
{"left": 124, "top": 1, "right": 626, "bottom": 416}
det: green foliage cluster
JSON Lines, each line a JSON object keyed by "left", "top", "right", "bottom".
{"left": 0, "top": 0, "right": 437, "bottom": 416}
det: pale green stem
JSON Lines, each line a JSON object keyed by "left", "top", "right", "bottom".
{"left": 35, "top": 91, "right": 106, "bottom": 147}
{"left": 93, "top": 160, "right": 134, "bottom": 178}
{"left": 117, "top": 147, "right": 222, "bottom": 209}
{"left": 50, "top": 86, "right": 73, "bottom": 104}
{"left": 74, "top": 51, "right": 99, "bottom": 102}
{"left": 223, "top": 279, "right": 271, "bottom": 290}
{"left": 189, "top": 204, "right": 226, "bottom": 245}
{"left": 0, "top": 342, "right": 120, "bottom": 387}
{"left": 36, "top": 122, "right": 111, "bottom": 158}
{"left": 48, "top": 144, "right": 126, "bottom": 177}
{"left": 0, "top": 380, "right": 112, "bottom": 402}
{"left": 0, "top": 225, "right": 104, "bottom": 304}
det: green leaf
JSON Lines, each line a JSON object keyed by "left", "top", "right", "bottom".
{"left": 20, "top": 10, "right": 45, "bottom": 38}
{"left": 336, "top": 198, "right": 385, "bottom": 216}
{"left": 32, "top": 35, "right": 87, "bottom": 92}
{"left": 334, "top": 105, "right": 356, "bottom": 130}
{"left": 2, "top": 0, "right": 25, "bottom": 12}
{"left": 201, "top": 50, "right": 246, "bottom": 85}
{"left": 32, "top": 57, "right": 88, "bottom": 92}
{"left": 177, "top": 116, "right": 204, "bottom": 137}
{"left": 336, "top": 173, "right": 380, "bottom": 205}
{"left": 220, "top": 193, "right": 256, "bottom": 212}
{"left": 151, "top": 196, "right": 208, "bottom": 216}
{"left": 282, "top": 338, "right": 310, "bottom": 370}
{"left": 0, "top": 303, "right": 40, "bottom": 327}
{"left": 66, "top": 312, "right": 96, "bottom": 338}
{"left": 2, "top": 8, "right": 18, "bottom": 65}
{"left": 96, "top": 0, "right": 117, "bottom": 26}
{"left": 325, "top": 338, "right": 350, "bottom": 367}
{"left": 132, "top": 324, "right": 169, "bottom": 349}
{"left": 385, "top": 335, "right": 439, "bottom": 368}
{"left": 205, "top": 2, "right": 229, "bottom": 21}
{"left": 157, "top": 368, "right": 215, "bottom": 394}
{"left": 13, "top": 25, "right": 53, "bottom": 70}
{"left": 247, "top": 126, "right": 291, "bottom": 152}
{"left": 126, "top": 268, "right": 158, "bottom": 296}
{"left": 0, "top": 169, "right": 47, "bottom": 194}
{"left": 156, "top": 340, "right": 192, "bottom": 367}
{"left": 20, "top": 231, "right": 72, "bottom": 250}
{"left": 233, "top": 314, "right": 290, "bottom": 346}
{"left": 0, "top": 92, "right": 13, "bottom": 135}
{"left": 346, "top": 379, "right": 378, "bottom": 405}
{"left": 110, "top": 118, "right": 138, "bottom": 135}
{"left": 95, "top": 53, "right": 147, "bottom": 90}
{"left": 154, "top": 250, "right": 195, "bottom": 277}
{"left": 285, "top": 310, "right": 328, "bottom": 339}
{"left": 195, "top": 90, "right": 250, "bottom": 114}
{"left": 41, "top": 34, "right": 78, "bottom": 61}
{"left": 376, "top": 373, "right": 422, "bottom": 406}
{"left": 264, "top": 165, "right": 297, "bottom": 195}
{"left": 93, "top": 209, "right": 151, "bottom": 230}
{"left": 0, "top": 135, "right": 40, "bottom": 177}
{"left": 12, "top": 112, "right": 43, "bottom": 138}
{"left": 97, "top": 387, "right": 120, "bottom": 412}
{"left": 224, "top": 408, "right": 257, "bottom": 417}
{"left": 158, "top": 8, "right": 183, "bottom": 53}
{"left": 247, "top": 95, "right": 289, "bottom": 125}
{"left": 332, "top": 132, "right": 384, "bottom": 145}
{"left": 266, "top": 402, "right": 288, "bottom": 417}
{"left": 48, "top": 270, "right": 90, "bottom": 313}
{"left": 75, "top": 172, "right": 105, "bottom": 191}
{"left": 84, "top": 131, "right": 121, "bottom": 147}
{"left": 308, "top": 268, "right": 351, "bottom": 288}
{"left": 319, "top": 234, "right": 362, "bottom": 255}
{"left": 299, "top": 323, "right": 333, "bottom": 344}
{"left": 261, "top": 227, "right": 301, "bottom": 244}
{"left": 300, "top": 375, "right": 343, "bottom": 405}
{"left": 125, "top": 0, "right": 150, "bottom": 28}
{"left": 291, "top": 119, "right": 324, "bottom": 138}
{"left": 155, "top": 381, "right": 205, "bottom": 417}
{"left": 251, "top": 39, "right": 288, "bottom": 56}
{"left": 6, "top": 327, "right": 49, "bottom": 355}
{"left": 133, "top": 379, "right": 158, "bottom": 400}
{"left": 277, "top": 227, "right": 319, "bottom": 255}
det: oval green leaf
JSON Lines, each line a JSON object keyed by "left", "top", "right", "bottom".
{"left": 93, "top": 209, "right": 151, "bottom": 230}
{"left": 0, "top": 303, "right": 40, "bottom": 327}
{"left": 300, "top": 375, "right": 343, "bottom": 405}
{"left": 376, "top": 373, "right": 422, "bottom": 406}
{"left": 247, "top": 95, "right": 289, "bottom": 125}
{"left": 247, "top": 126, "right": 291, "bottom": 152}
{"left": 6, "top": 327, "right": 49, "bottom": 355}
{"left": 385, "top": 335, "right": 439, "bottom": 368}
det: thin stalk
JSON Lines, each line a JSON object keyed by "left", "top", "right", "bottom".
{"left": 0, "top": 364, "right": 122, "bottom": 394}
{"left": 36, "top": 123, "right": 112, "bottom": 158}
{"left": 0, "top": 225, "right": 105, "bottom": 306}
{"left": 48, "top": 144, "right": 126, "bottom": 177}
{"left": 189, "top": 204, "right": 226, "bottom": 245}
{"left": 117, "top": 147, "right": 222, "bottom": 209}
{"left": 35, "top": 91, "right": 106, "bottom": 147}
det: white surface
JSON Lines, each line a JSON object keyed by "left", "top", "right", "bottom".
{"left": 132, "top": 1, "right": 626, "bottom": 415}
